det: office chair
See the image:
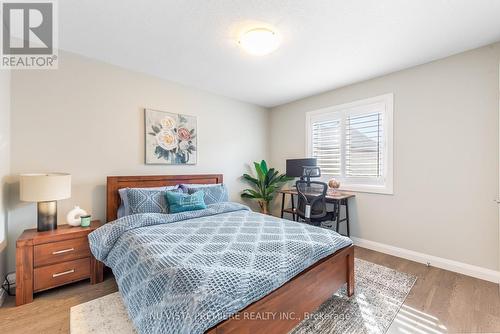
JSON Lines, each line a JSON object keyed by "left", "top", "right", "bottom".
{"left": 295, "top": 180, "right": 336, "bottom": 227}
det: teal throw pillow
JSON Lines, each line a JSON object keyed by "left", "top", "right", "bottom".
{"left": 165, "top": 190, "right": 207, "bottom": 213}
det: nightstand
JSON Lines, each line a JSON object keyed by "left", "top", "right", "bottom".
{"left": 16, "top": 220, "right": 104, "bottom": 306}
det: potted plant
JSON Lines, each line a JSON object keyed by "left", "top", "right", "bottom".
{"left": 241, "top": 160, "right": 293, "bottom": 214}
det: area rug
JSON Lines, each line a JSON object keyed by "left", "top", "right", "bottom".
{"left": 70, "top": 259, "right": 416, "bottom": 334}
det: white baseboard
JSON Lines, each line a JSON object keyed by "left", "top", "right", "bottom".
{"left": 351, "top": 237, "right": 500, "bottom": 284}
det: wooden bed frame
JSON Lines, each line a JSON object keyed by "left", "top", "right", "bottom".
{"left": 106, "top": 174, "right": 224, "bottom": 222}
{"left": 106, "top": 174, "right": 354, "bottom": 334}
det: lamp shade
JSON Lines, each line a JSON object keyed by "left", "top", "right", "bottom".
{"left": 20, "top": 173, "right": 71, "bottom": 202}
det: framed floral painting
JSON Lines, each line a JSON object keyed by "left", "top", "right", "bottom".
{"left": 145, "top": 109, "right": 197, "bottom": 164}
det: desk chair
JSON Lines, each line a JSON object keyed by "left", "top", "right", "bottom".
{"left": 295, "top": 180, "right": 336, "bottom": 227}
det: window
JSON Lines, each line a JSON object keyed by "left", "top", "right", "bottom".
{"left": 306, "top": 94, "right": 393, "bottom": 194}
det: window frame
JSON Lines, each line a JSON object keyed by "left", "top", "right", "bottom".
{"left": 305, "top": 93, "right": 394, "bottom": 195}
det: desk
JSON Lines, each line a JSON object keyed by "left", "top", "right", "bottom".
{"left": 278, "top": 189, "right": 355, "bottom": 236}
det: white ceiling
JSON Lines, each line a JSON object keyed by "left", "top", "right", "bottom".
{"left": 59, "top": 0, "right": 500, "bottom": 107}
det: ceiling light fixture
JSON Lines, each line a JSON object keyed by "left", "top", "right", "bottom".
{"left": 238, "top": 28, "right": 280, "bottom": 56}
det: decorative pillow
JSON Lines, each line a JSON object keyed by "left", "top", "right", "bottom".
{"left": 180, "top": 183, "right": 215, "bottom": 189}
{"left": 179, "top": 183, "right": 213, "bottom": 193}
{"left": 165, "top": 190, "right": 207, "bottom": 213}
{"left": 187, "top": 184, "right": 229, "bottom": 205}
{"left": 117, "top": 192, "right": 127, "bottom": 218}
{"left": 126, "top": 187, "right": 182, "bottom": 215}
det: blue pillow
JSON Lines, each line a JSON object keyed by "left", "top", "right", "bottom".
{"left": 127, "top": 187, "right": 182, "bottom": 214}
{"left": 165, "top": 190, "right": 207, "bottom": 213}
{"left": 187, "top": 184, "right": 229, "bottom": 205}
{"left": 119, "top": 185, "right": 180, "bottom": 217}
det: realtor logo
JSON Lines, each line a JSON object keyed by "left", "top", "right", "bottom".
{"left": 1, "top": 0, "right": 58, "bottom": 69}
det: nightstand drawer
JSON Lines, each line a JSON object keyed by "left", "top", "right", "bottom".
{"left": 34, "top": 237, "right": 90, "bottom": 267}
{"left": 34, "top": 257, "right": 90, "bottom": 292}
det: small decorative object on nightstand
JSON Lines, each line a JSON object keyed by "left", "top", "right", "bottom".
{"left": 80, "top": 215, "right": 92, "bottom": 227}
{"left": 20, "top": 173, "right": 72, "bottom": 231}
{"left": 66, "top": 205, "right": 88, "bottom": 227}
{"left": 16, "top": 220, "right": 104, "bottom": 306}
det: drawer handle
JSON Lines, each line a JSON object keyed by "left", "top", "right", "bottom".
{"left": 52, "top": 269, "right": 75, "bottom": 278}
{"left": 52, "top": 248, "right": 74, "bottom": 255}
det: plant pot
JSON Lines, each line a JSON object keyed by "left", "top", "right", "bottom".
{"left": 258, "top": 200, "right": 270, "bottom": 215}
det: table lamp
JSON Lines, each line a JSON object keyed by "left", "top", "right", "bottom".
{"left": 20, "top": 173, "right": 71, "bottom": 231}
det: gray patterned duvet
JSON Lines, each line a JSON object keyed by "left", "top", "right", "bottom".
{"left": 88, "top": 202, "right": 352, "bottom": 334}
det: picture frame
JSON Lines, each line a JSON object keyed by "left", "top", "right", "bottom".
{"left": 144, "top": 109, "right": 197, "bottom": 165}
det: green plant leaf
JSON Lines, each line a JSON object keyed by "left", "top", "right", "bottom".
{"left": 266, "top": 169, "right": 279, "bottom": 186}
{"left": 260, "top": 160, "right": 268, "bottom": 174}
{"left": 253, "top": 162, "right": 264, "bottom": 180}
{"left": 242, "top": 174, "right": 259, "bottom": 185}
{"left": 241, "top": 189, "right": 263, "bottom": 199}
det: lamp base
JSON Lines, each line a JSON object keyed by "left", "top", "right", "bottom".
{"left": 37, "top": 201, "right": 57, "bottom": 232}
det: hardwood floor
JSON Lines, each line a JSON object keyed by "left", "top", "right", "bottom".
{"left": 1, "top": 247, "right": 499, "bottom": 333}
{"left": 355, "top": 247, "right": 500, "bottom": 334}
{"left": 0, "top": 271, "right": 117, "bottom": 334}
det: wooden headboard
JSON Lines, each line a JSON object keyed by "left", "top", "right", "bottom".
{"left": 106, "top": 174, "right": 223, "bottom": 222}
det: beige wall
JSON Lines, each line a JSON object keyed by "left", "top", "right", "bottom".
{"left": 0, "top": 70, "right": 10, "bottom": 288}
{"left": 7, "top": 51, "right": 269, "bottom": 271}
{"left": 5, "top": 43, "right": 500, "bottom": 274}
{"left": 270, "top": 43, "right": 500, "bottom": 270}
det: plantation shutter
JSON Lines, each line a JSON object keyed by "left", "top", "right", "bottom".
{"left": 306, "top": 94, "right": 393, "bottom": 194}
{"left": 311, "top": 118, "right": 341, "bottom": 175}
{"left": 345, "top": 111, "right": 384, "bottom": 177}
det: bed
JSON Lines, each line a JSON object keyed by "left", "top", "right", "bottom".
{"left": 91, "top": 174, "right": 354, "bottom": 334}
